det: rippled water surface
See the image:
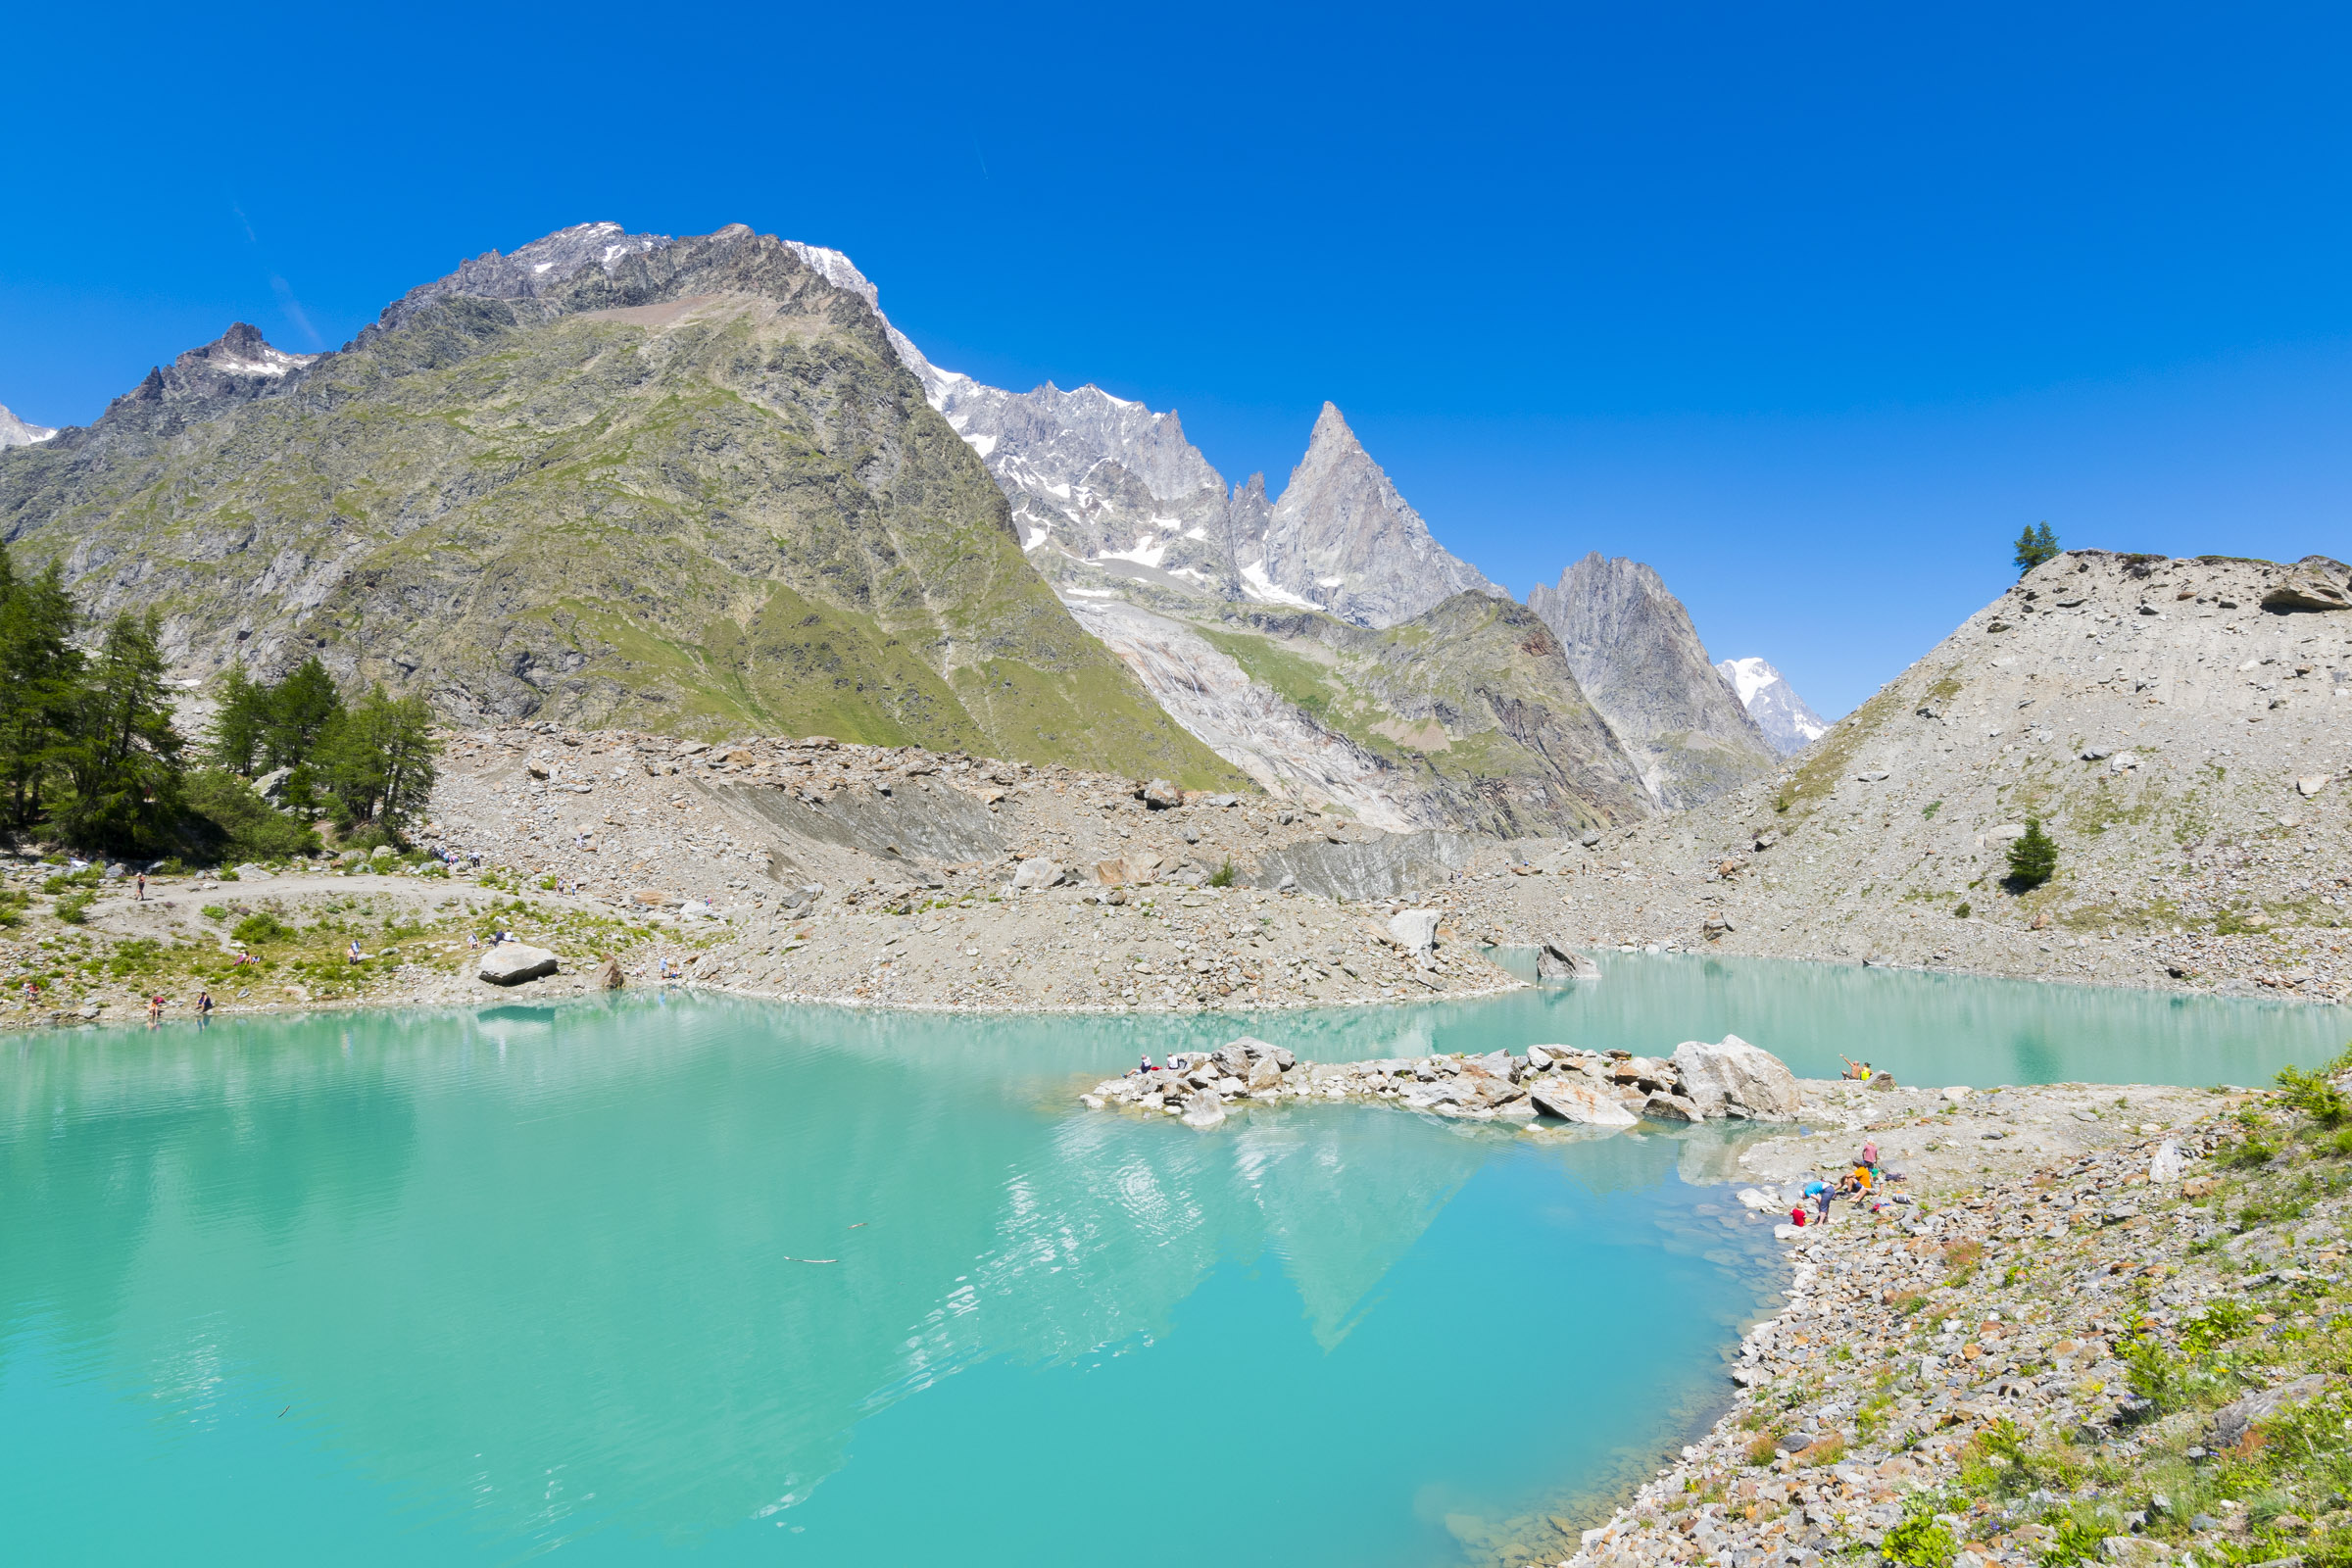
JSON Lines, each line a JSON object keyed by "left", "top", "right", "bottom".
{"left": 4, "top": 956, "right": 2342, "bottom": 1564}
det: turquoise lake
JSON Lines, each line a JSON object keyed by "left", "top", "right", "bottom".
{"left": 5, "top": 954, "right": 2345, "bottom": 1565}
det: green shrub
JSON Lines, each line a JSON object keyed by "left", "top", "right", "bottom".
{"left": 1208, "top": 858, "right": 1237, "bottom": 889}
{"left": 1883, "top": 1497, "right": 1958, "bottom": 1568}
{"left": 2124, "top": 1337, "right": 2188, "bottom": 1412}
{"left": 0, "top": 890, "right": 25, "bottom": 927}
{"left": 2039, "top": 1514, "right": 2105, "bottom": 1568}
{"left": 42, "top": 867, "right": 101, "bottom": 895}
{"left": 2278, "top": 1064, "right": 2351, "bottom": 1127}
{"left": 2223, "top": 1139, "right": 2278, "bottom": 1170}
{"left": 231, "top": 911, "right": 298, "bottom": 946}
{"left": 200, "top": 905, "right": 228, "bottom": 922}
{"left": 1955, "top": 902, "right": 1972, "bottom": 919}
{"left": 2180, "top": 1300, "right": 2253, "bottom": 1354}
{"left": 55, "top": 890, "right": 94, "bottom": 924}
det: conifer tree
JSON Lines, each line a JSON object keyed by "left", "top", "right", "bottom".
{"left": 52, "top": 611, "right": 185, "bottom": 851}
{"left": 0, "top": 551, "right": 84, "bottom": 828}
{"left": 2012, "top": 521, "right": 2059, "bottom": 575}
{"left": 2006, "top": 818, "right": 2058, "bottom": 889}
{"left": 208, "top": 662, "right": 270, "bottom": 776}
{"left": 261, "top": 656, "right": 346, "bottom": 770}
{"left": 317, "top": 685, "right": 441, "bottom": 839}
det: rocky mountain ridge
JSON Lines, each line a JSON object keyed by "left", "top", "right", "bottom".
{"left": 1716, "top": 656, "right": 1828, "bottom": 756}
{"left": 0, "top": 222, "right": 1235, "bottom": 785}
{"left": 793, "top": 247, "right": 1509, "bottom": 631}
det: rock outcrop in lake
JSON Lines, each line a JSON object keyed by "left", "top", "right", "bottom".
{"left": 1081, "top": 1033, "right": 1798, "bottom": 1128}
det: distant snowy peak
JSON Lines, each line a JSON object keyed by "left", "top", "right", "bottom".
{"left": 1715, "top": 656, "right": 1828, "bottom": 756}
{"left": 101, "top": 322, "right": 323, "bottom": 421}
{"left": 0, "top": 404, "right": 58, "bottom": 447}
{"left": 181, "top": 321, "right": 318, "bottom": 380}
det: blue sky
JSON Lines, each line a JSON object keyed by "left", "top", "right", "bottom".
{"left": 5, "top": 2, "right": 2348, "bottom": 716}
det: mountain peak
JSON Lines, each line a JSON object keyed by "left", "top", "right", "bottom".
{"left": 371, "top": 220, "right": 675, "bottom": 339}
{"left": 1306, "top": 400, "right": 1357, "bottom": 449}
{"left": 181, "top": 322, "right": 317, "bottom": 379}
{"left": 1252, "top": 404, "right": 1504, "bottom": 627}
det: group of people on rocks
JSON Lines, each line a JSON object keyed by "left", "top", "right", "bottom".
{"left": 1789, "top": 1138, "right": 1900, "bottom": 1227}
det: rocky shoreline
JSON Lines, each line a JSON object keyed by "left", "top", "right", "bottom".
{"left": 1532, "top": 1074, "right": 2344, "bottom": 1568}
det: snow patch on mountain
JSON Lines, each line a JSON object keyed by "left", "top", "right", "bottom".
{"left": 0, "top": 404, "right": 58, "bottom": 447}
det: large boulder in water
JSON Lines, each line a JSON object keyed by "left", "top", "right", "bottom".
{"left": 1180, "top": 1090, "right": 1227, "bottom": 1129}
{"left": 1527, "top": 1078, "right": 1639, "bottom": 1127}
{"left": 1670, "top": 1034, "right": 1799, "bottom": 1121}
{"left": 1537, "top": 940, "right": 1597, "bottom": 980}
{"left": 478, "top": 944, "right": 561, "bottom": 985}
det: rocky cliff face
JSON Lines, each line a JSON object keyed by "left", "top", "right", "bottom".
{"left": 1715, "top": 656, "right": 1828, "bottom": 756}
{"left": 1244, "top": 403, "right": 1506, "bottom": 628}
{"left": 1530, "top": 554, "right": 1777, "bottom": 808}
{"left": 0, "top": 405, "right": 56, "bottom": 448}
{"left": 0, "top": 223, "right": 1237, "bottom": 785}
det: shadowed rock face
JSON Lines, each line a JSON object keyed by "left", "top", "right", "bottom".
{"left": 1531, "top": 554, "right": 1777, "bottom": 809}
{"left": 0, "top": 223, "right": 1236, "bottom": 786}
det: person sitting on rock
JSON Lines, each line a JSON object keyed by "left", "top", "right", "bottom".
{"left": 347, "top": 940, "right": 365, "bottom": 964}
{"left": 1788, "top": 1202, "right": 1808, "bottom": 1228}
{"left": 1131, "top": 1054, "right": 1152, "bottom": 1077}
{"left": 1839, "top": 1055, "right": 1871, "bottom": 1080}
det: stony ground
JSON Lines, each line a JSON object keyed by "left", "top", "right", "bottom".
{"left": 0, "top": 728, "right": 1524, "bottom": 1025}
{"left": 1517, "top": 1065, "right": 2352, "bottom": 1568}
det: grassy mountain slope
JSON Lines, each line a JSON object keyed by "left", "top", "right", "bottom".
{"left": 0, "top": 226, "right": 1238, "bottom": 786}
{"left": 1182, "top": 591, "right": 1654, "bottom": 835}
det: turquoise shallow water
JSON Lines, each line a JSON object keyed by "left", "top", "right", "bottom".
{"left": 4, "top": 955, "right": 2344, "bottom": 1565}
